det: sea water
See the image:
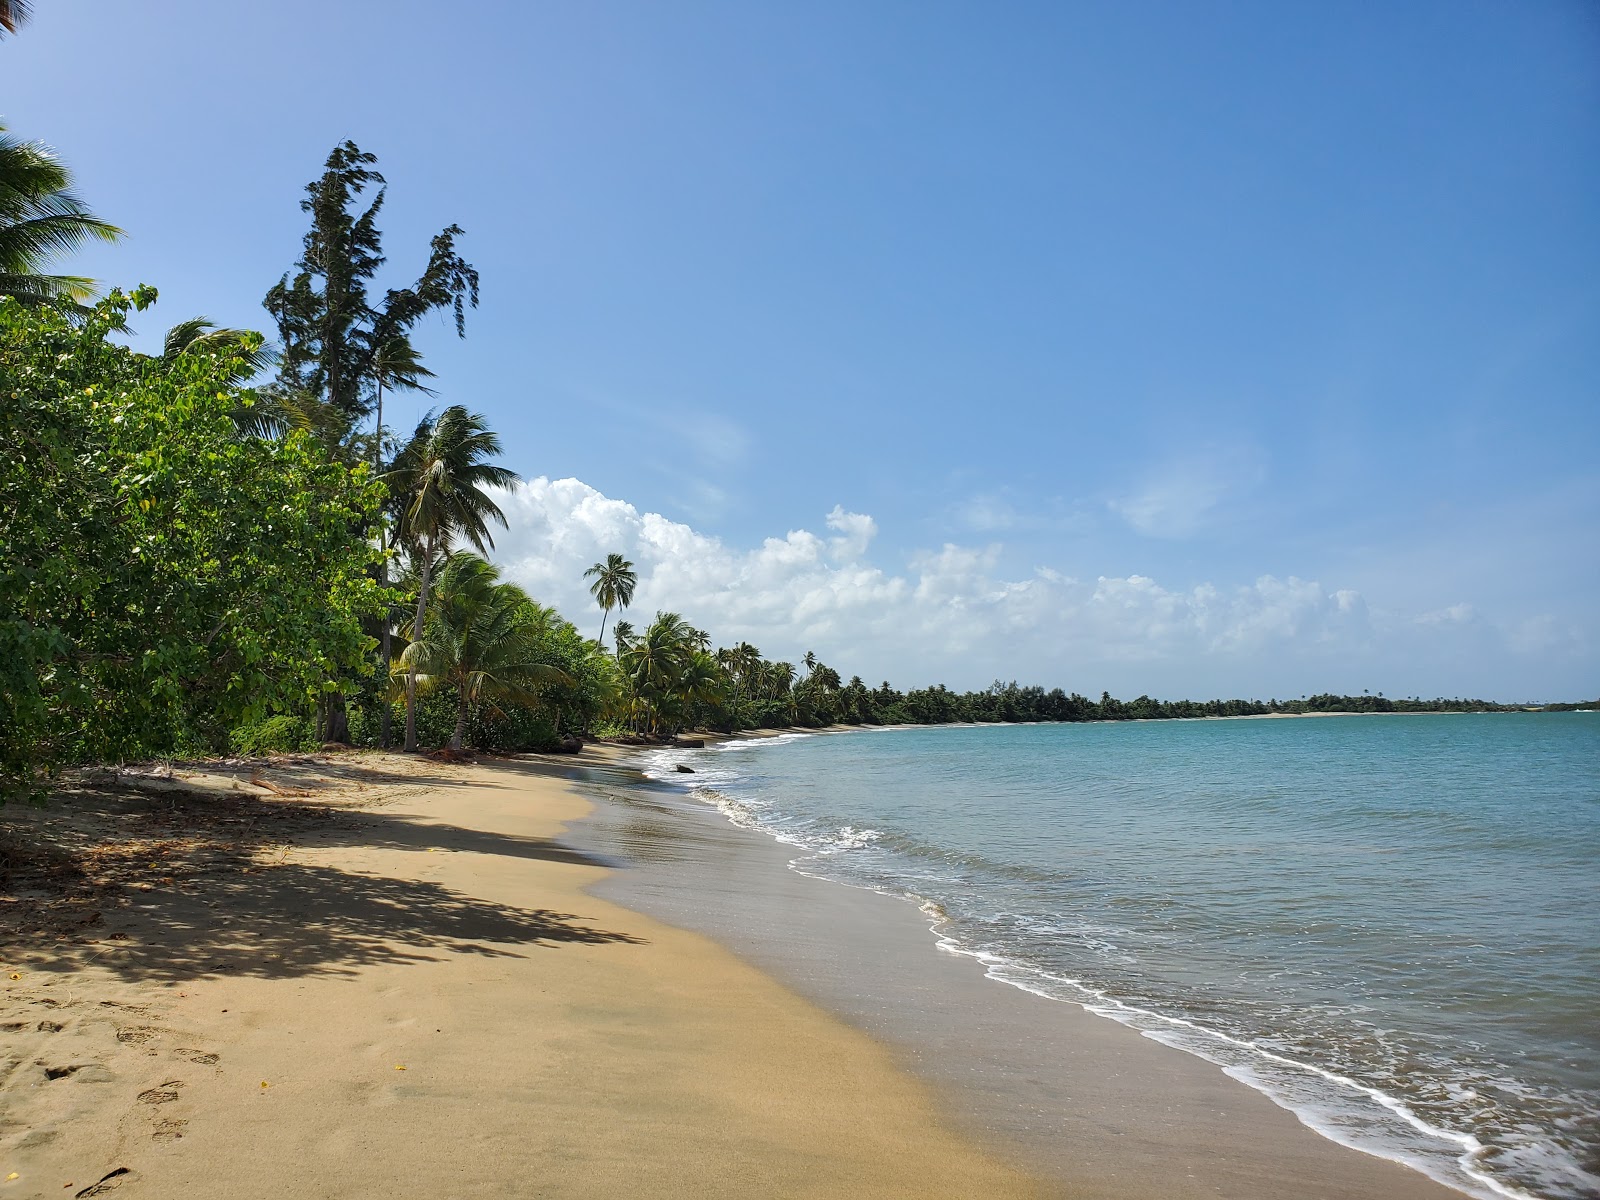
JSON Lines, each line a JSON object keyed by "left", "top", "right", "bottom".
{"left": 637, "top": 714, "right": 1600, "bottom": 1200}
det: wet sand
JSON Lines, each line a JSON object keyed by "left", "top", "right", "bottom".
{"left": 569, "top": 747, "right": 1472, "bottom": 1200}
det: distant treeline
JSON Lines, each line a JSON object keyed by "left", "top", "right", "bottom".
{"left": 731, "top": 681, "right": 1547, "bottom": 731}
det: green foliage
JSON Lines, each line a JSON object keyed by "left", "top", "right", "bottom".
{"left": 470, "top": 706, "right": 561, "bottom": 754}
{"left": 396, "top": 553, "right": 570, "bottom": 750}
{"left": 385, "top": 405, "right": 521, "bottom": 751}
{"left": 0, "top": 121, "right": 122, "bottom": 307}
{"left": 229, "top": 715, "right": 319, "bottom": 756}
{"left": 0, "top": 292, "right": 386, "bottom": 793}
{"left": 263, "top": 141, "right": 477, "bottom": 434}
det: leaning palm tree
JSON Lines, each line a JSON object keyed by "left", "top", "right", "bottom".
{"left": 385, "top": 405, "right": 519, "bottom": 752}
{"left": 583, "top": 553, "right": 637, "bottom": 646}
{"left": 0, "top": 123, "right": 122, "bottom": 306}
{"left": 396, "top": 552, "right": 567, "bottom": 752}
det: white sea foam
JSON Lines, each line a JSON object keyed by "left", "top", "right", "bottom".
{"left": 630, "top": 733, "right": 1596, "bottom": 1200}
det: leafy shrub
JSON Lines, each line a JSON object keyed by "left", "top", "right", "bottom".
{"left": 229, "top": 714, "right": 317, "bottom": 756}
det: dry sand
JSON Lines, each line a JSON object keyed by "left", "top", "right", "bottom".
{"left": 1, "top": 750, "right": 1044, "bottom": 1199}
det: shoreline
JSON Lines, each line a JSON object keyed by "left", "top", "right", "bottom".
{"left": 0, "top": 750, "right": 1043, "bottom": 1198}
{"left": 586, "top": 729, "right": 1485, "bottom": 1200}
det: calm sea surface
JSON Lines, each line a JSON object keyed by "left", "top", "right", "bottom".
{"left": 638, "top": 714, "right": 1600, "bottom": 1200}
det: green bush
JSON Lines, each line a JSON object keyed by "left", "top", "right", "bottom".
{"left": 229, "top": 714, "right": 317, "bottom": 756}
{"left": 471, "top": 705, "right": 562, "bottom": 753}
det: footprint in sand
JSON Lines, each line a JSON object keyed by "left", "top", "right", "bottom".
{"left": 115, "top": 1026, "right": 166, "bottom": 1045}
{"left": 38, "top": 1020, "right": 64, "bottom": 1032}
{"left": 173, "top": 1048, "right": 219, "bottom": 1065}
{"left": 151, "top": 1118, "right": 188, "bottom": 1144}
{"left": 136, "top": 1080, "right": 183, "bottom": 1105}
{"left": 75, "top": 1168, "right": 133, "bottom": 1197}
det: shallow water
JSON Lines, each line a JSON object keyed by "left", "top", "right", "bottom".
{"left": 635, "top": 714, "right": 1600, "bottom": 1200}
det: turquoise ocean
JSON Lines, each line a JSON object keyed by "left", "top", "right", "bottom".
{"left": 638, "top": 714, "right": 1599, "bottom": 1200}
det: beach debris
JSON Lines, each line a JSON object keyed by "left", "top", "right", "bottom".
{"left": 259, "top": 1080, "right": 269, "bottom": 1089}
{"left": 8, "top": 972, "right": 20, "bottom": 979}
{"left": 6, "top": 1172, "right": 18, "bottom": 1180}
{"left": 393, "top": 1064, "right": 406, "bottom": 1070}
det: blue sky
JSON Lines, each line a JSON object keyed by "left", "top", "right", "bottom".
{"left": 7, "top": 1, "right": 1597, "bottom": 699}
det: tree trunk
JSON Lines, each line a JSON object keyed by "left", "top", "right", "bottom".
{"left": 450, "top": 687, "right": 469, "bottom": 752}
{"left": 375, "top": 379, "right": 391, "bottom": 749}
{"left": 379, "top": 555, "right": 392, "bottom": 748}
{"left": 403, "top": 533, "right": 437, "bottom": 753}
{"left": 597, "top": 608, "right": 609, "bottom": 648}
{"left": 325, "top": 692, "right": 350, "bottom": 744}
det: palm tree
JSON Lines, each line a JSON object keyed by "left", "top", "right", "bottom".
{"left": 162, "top": 317, "right": 275, "bottom": 383}
{"left": 385, "top": 405, "right": 519, "bottom": 752}
{"left": 612, "top": 620, "right": 635, "bottom": 658}
{"left": 366, "top": 333, "right": 436, "bottom": 471}
{"left": 0, "top": 1, "right": 32, "bottom": 38}
{"left": 366, "top": 333, "right": 436, "bottom": 748}
{"left": 396, "top": 553, "right": 568, "bottom": 752}
{"left": 1, "top": 123, "right": 122, "bottom": 306}
{"left": 583, "top": 553, "right": 637, "bottom": 647}
{"left": 620, "top": 611, "right": 698, "bottom": 735}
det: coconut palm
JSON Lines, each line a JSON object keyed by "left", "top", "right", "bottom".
{"left": 365, "top": 333, "right": 435, "bottom": 747}
{"left": 0, "top": 1, "right": 32, "bottom": 36}
{"left": 612, "top": 620, "right": 636, "bottom": 658}
{"left": 162, "top": 317, "right": 275, "bottom": 384}
{"left": 1, "top": 123, "right": 122, "bottom": 307}
{"left": 620, "top": 611, "right": 699, "bottom": 734}
{"left": 583, "top": 553, "right": 637, "bottom": 647}
{"left": 396, "top": 553, "right": 569, "bottom": 751}
{"left": 385, "top": 405, "right": 519, "bottom": 751}
{"left": 365, "top": 333, "right": 435, "bottom": 471}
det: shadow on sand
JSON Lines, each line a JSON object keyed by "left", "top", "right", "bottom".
{"left": 2, "top": 756, "right": 645, "bottom": 984}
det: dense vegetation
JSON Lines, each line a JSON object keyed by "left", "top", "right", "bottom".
{"left": 0, "top": 123, "right": 1574, "bottom": 798}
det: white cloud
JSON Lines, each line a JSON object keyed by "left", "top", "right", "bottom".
{"left": 825, "top": 505, "right": 877, "bottom": 561}
{"left": 486, "top": 477, "right": 1416, "bottom": 689}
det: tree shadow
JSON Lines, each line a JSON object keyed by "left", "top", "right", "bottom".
{"left": 1, "top": 770, "right": 644, "bottom": 984}
{"left": 23, "top": 859, "right": 642, "bottom": 982}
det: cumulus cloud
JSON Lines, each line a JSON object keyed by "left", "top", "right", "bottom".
{"left": 488, "top": 477, "right": 1394, "bottom": 688}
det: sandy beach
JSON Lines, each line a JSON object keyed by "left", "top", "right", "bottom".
{"left": 1, "top": 750, "right": 1040, "bottom": 1198}
{"left": 3, "top": 746, "right": 1468, "bottom": 1199}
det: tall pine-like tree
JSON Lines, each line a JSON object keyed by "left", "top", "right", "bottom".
{"left": 263, "top": 141, "right": 481, "bottom": 743}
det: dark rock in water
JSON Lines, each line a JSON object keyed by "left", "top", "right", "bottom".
{"left": 674, "top": 737, "right": 706, "bottom": 749}
{"left": 675, "top": 764, "right": 695, "bottom": 773}
{"left": 555, "top": 735, "right": 583, "bottom": 754}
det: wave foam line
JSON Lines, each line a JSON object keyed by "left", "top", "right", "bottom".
{"left": 643, "top": 741, "right": 1541, "bottom": 1200}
